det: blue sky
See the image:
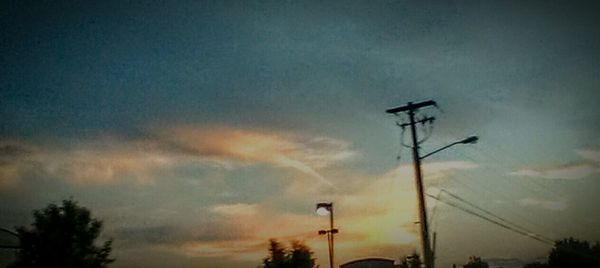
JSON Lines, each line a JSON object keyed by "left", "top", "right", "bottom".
{"left": 1, "top": 1, "right": 600, "bottom": 267}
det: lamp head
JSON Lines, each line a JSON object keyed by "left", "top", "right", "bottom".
{"left": 316, "top": 202, "right": 332, "bottom": 216}
{"left": 460, "top": 136, "right": 478, "bottom": 144}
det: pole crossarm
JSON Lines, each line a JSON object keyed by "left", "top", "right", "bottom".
{"left": 386, "top": 100, "right": 437, "bottom": 114}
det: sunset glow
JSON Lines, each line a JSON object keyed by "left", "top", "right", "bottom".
{"left": 2, "top": 1, "right": 599, "bottom": 268}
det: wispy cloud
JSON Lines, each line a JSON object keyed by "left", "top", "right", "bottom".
{"left": 212, "top": 203, "right": 259, "bottom": 217}
{"left": 376, "top": 161, "right": 478, "bottom": 183}
{"left": 0, "top": 140, "right": 33, "bottom": 189}
{"left": 161, "top": 126, "right": 357, "bottom": 186}
{"left": 518, "top": 198, "right": 568, "bottom": 211}
{"left": 510, "top": 164, "right": 599, "bottom": 180}
{"left": 170, "top": 202, "right": 320, "bottom": 260}
{"left": 511, "top": 149, "right": 600, "bottom": 180}
{"left": 0, "top": 138, "right": 188, "bottom": 187}
{"left": 0, "top": 126, "right": 357, "bottom": 189}
{"left": 576, "top": 149, "right": 600, "bottom": 163}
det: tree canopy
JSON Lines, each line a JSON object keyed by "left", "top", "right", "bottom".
{"left": 262, "top": 239, "right": 316, "bottom": 268}
{"left": 462, "top": 256, "right": 489, "bottom": 268}
{"left": 524, "top": 237, "right": 600, "bottom": 268}
{"left": 10, "top": 199, "right": 114, "bottom": 268}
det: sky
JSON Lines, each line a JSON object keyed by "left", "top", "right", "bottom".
{"left": 1, "top": 0, "right": 600, "bottom": 267}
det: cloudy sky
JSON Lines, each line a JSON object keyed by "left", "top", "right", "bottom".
{"left": 1, "top": 1, "right": 600, "bottom": 267}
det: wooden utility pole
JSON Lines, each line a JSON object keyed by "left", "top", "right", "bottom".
{"left": 386, "top": 100, "right": 436, "bottom": 268}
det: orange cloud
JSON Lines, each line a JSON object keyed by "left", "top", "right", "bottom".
{"left": 0, "top": 126, "right": 357, "bottom": 188}
{"left": 160, "top": 126, "right": 357, "bottom": 186}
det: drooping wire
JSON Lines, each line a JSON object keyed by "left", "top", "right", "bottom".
{"left": 442, "top": 171, "right": 560, "bottom": 238}
{"left": 437, "top": 189, "right": 555, "bottom": 243}
{"left": 426, "top": 193, "right": 554, "bottom": 245}
{"left": 428, "top": 189, "right": 443, "bottom": 233}
{"left": 416, "top": 113, "right": 435, "bottom": 145}
{"left": 395, "top": 113, "right": 413, "bottom": 160}
{"left": 447, "top": 149, "right": 567, "bottom": 235}
{"left": 430, "top": 191, "right": 600, "bottom": 263}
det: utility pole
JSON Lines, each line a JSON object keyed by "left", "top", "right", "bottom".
{"left": 386, "top": 100, "right": 436, "bottom": 268}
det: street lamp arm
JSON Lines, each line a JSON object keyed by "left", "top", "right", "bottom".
{"left": 419, "top": 136, "right": 478, "bottom": 160}
{"left": 419, "top": 142, "right": 460, "bottom": 160}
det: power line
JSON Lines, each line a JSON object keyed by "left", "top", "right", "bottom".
{"left": 444, "top": 149, "right": 567, "bottom": 236}
{"left": 438, "top": 189, "right": 555, "bottom": 243}
{"left": 426, "top": 193, "right": 554, "bottom": 245}
{"left": 440, "top": 169, "right": 562, "bottom": 237}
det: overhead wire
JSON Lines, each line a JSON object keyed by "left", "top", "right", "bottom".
{"left": 442, "top": 171, "right": 560, "bottom": 237}
{"left": 450, "top": 149, "right": 567, "bottom": 235}
{"left": 437, "top": 189, "right": 555, "bottom": 243}
{"left": 426, "top": 193, "right": 554, "bottom": 246}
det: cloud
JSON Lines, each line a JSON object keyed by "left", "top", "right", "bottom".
{"left": 0, "top": 140, "right": 41, "bottom": 189}
{"left": 510, "top": 164, "right": 599, "bottom": 180}
{"left": 576, "top": 149, "right": 600, "bottom": 163}
{"left": 161, "top": 126, "right": 357, "bottom": 186}
{"left": 0, "top": 138, "right": 188, "bottom": 187}
{"left": 379, "top": 161, "right": 478, "bottom": 183}
{"left": 212, "top": 203, "right": 259, "bottom": 217}
{"left": 511, "top": 149, "right": 600, "bottom": 180}
{"left": 518, "top": 198, "right": 568, "bottom": 211}
{"left": 177, "top": 239, "right": 266, "bottom": 260}
{"left": 170, "top": 202, "right": 320, "bottom": 260}
{"left": 0, "top": 126, "right": 357, "bottom": 188}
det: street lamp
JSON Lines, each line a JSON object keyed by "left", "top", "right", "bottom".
{"left": 316, "top": 202, "right": 338, "bottom": 268}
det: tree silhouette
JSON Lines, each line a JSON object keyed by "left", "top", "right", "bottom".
{"left": 523, "top": 262, "right": 548, "bottom": 268}
{"left": 264, "top": 239, "right": 287, "bottom": 268}
{"left": 462, "top": 256, "right": 489, "bottom": 268}
{"left": 10, "top": 199, "right": 114, "bottom": 268}
{"left": 523, "top": 237, "right": 600, "bottom": 268}
{"left": 262, "top": 239, "right": 316, "bottom": 268}
{"left": 547, "top": 238, "right": 600, "bottom": 267}
{"left": 288, "top": 240, "right": 316, "bottom": 268}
